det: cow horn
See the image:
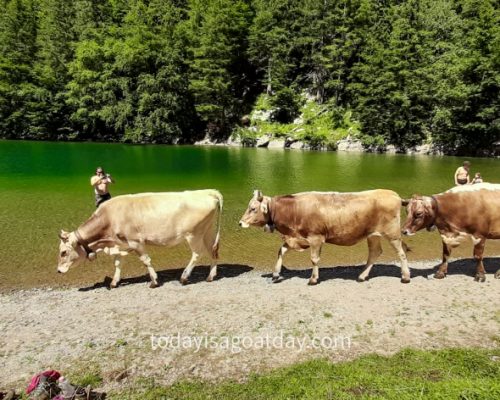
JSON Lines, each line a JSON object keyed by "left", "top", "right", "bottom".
{"left": 253, "top": 189, "right": 263, "bottom": 201}
{"left": 59, "top": 230, "right": 69, "bottom": 241}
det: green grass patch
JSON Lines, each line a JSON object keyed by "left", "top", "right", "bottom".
{"left": 238, "top": 96, "right": 362, "bottom": 149}
{"left": 107, "top": 348, "right": 500, "bottom": 399}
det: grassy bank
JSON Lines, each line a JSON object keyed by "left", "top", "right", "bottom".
{"left": 234, "top": 95, "right": 366, "bottom": 150}
{"left": 106, "top": 348, "right": 500, "bottom": 399}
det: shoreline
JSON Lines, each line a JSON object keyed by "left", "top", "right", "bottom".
{"left": 1, "top": 258, "right": 499, "bottom": 391}
{"left": 2, "top": 137, "right": 499, "bottom": 157}
{"left": 2, "top": 254, "right": 500, "bottom": 293}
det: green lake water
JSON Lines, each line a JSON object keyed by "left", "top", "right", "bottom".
{"left": 1, "top": 140, "right": 499, "bottom": 289}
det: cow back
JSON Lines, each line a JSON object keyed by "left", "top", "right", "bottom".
{"left": 271, "top": 190, "right": 402, "bottom": 245}
{"left": 435, "top": 188, "right": 500, "bottom": 238}
{"left": 92, "top": 190, "right": 222, "bottom": 245}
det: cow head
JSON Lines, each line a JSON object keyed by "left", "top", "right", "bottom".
{"left": 402, "top": 195, "right": 437, "bottom": 236}
{"left": 239, "top": 190, "right": 272, "bottom": 230}
{"left": 57, "top": 230, "right": 87, "bottom": 273}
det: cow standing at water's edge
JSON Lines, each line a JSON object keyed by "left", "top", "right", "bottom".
{"left": 57, "top": 190, "right": 223, "bottom": 288}
{"left": 239, "top": 189, "right": 410, "bottom": 284}
{"left": 402, "top": 183, "right": 500, "bottom": 281}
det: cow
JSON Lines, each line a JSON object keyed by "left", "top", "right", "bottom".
{"left": 402, "top": 183, "right": 500, "bottom": 281}
{"left": 239, "top": 189, "right": 410, "bottom": 284}
{"left": 58, "top": 190, "right": 223, "bottom": 288}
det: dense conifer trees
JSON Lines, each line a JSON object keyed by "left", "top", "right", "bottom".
{"left": 0, "top": 0, "right": 498, "bottom": 153}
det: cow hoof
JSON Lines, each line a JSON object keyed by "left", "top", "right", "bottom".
{"left": 356, "top": 277, "right": 366, "bottom": 283}
{"left": 495, "top": 271, "right": 500, "bottom": 279}
{"left": 401, "top": 277, "right": 411, "bottom": 284}
{"left": 271, "top": 275, "right": 283, "bottom": 283}
{"left": 474, "top": 274, "right": 486, "bottom": 283}
{"left": 149, "top": 282, "right": 159, "bottom": 288}
{"left": 180, "top": 277, "right": 189, "bottom": 285}
{"left": 206, "top": 276, "right": 215, "bottom": 282}
{"left": 110, "top": 282, "right": 119, "bottom": 289}
{"left": 308, "top": 279, "right": 318, "bottom": 286}
{"left": 434, "top": 272, "right": 446, "bottom": 279}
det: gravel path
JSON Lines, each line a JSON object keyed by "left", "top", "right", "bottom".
{"left": 1, "top": 258, "right": 499, "bottom": 391}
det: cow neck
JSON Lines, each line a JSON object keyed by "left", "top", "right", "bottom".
{"left": 74, "top": 229, "right": 93, "bottom": 257}
{"left": 267, "top": 197, "right": 276, "bottom": 229}
{"left": 75, "top": 214, "right": 104, "bottom": 256}
{"left": 429, "top": 195, "right": 440, "bottom": 228}
{"left": 430, "top": 195, "right": 439, "bottom": 214}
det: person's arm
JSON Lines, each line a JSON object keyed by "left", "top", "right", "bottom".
{"left": 105, "top": 174, "right": 114, "bottom": 184}
{"left": 91, "top": 176, "right": 106, "bottom": 187}
{"left": 91, "top": 176, "right": 99, "bottom": 187}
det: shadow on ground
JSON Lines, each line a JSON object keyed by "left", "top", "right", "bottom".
{"left": 78, "top": 264, "right": 253, "bottom": 291}
{"left": 261, "top": 257, "right": 500, "bottom": 284}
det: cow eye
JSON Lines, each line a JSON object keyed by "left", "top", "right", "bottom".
{"left": 250, "top": 207, "right": 256, "bottom": 212}
{"left": 61, "top": 251, "right": 67, "bottom": 257}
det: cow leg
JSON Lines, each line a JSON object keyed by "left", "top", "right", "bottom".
{"left": 272, "top": 244, "right": 289, "bottom": 282}
{"left": 308, "top": 244, "right": 322, "bottom": 285}
{"left": 357, "top": 235, "right": 382, "bottom": 282}
{"left": 181, "top": 236, "right": 206, "bottom": 285}
{"left": 435, "top": 242, "right": 451, "bottom": 279}
{"left": 180, "top": 252, "right": 200, "bottom": 285}
{"left": 473, "top": 239, "right": 486, "bottom": 282}
{"left": 139, "top": 253, "right": 159, "bottom": 288}
{"left": 207, "top": 259, "right": 217, "bottom": 283}
{"left": 110, "top": 256, "right": 122, "bottom": 288}
{"left": 389, "top": 238, "right": 410, "bottom": 283}
{"left": 203, "top": 231, "right": 217, "bottom": 282}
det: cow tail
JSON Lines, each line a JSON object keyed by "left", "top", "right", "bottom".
{"left": 212, "top": 191, "right": 223, "bottom": 259}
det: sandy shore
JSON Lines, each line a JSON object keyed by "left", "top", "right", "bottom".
{"left": 1, "top": 258, "right": 499, "bottom": 392}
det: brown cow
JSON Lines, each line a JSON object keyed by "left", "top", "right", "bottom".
{"left": 58, "top": 190, "right": 223, "bottom": 288}
{"left": 239, "top": 190, "right": 410, "bottom": 284}
{"left": 402, "top": 183, "right": 500, "bottom": 281}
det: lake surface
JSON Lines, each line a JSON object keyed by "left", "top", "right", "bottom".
{"left": 1, "top": 140, "right": 499, "bottom": 289}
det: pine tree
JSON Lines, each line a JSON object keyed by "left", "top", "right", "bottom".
{"left": 349, "top": 0, "right": 432, "bottom": 149}
{"left": 0, "top": 0, "right": 38, "bottom": 137}
{"left": 31, "top": 0, "right": 76, "bottom": 138}
{"left": 248, "top": 0, "right": 298, "bottom": 95}
{"left": 184, "top": 0, "right": 252, "bottom": 138}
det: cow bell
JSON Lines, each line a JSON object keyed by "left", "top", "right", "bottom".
{"left": 264, "top": 223, "right": 275, "bottom": 233}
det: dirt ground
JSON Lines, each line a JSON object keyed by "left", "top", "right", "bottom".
{"left": 1, "top": 258, "right": 499, "bottom": 391}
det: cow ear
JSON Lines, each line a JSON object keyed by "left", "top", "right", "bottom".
{"left": 401, "top": 199, "right": 410, "bottom": 207}
{"left": 253, "top": 189, "right": 263, "bottom": 202}
{"left": 59, "top": 230, "right": 69, "bottom": 242}
{"left": 260, "top": 202, "right": 268, "bottom": 214}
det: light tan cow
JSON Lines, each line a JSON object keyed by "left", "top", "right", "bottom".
{"left": 239, "top": 189, "right": 410, "bottom": 284}
{"left": 58, "top": 190, "right": 223, "bottom": 288}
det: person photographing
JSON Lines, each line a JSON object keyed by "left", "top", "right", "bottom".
{"left": 454, "top": 161, "right": 471, "bottom": 186}
{"left": 91, "top": 167, "right": 114, "bottom": 207}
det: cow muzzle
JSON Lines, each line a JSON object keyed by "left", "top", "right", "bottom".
{"left": 402, "top": 229, "right": 414, "bottom": 236}
{"left": 239, "top": 221, "right": 249, "bottom": 228}
{"left": 57, "top": 265, "right": 69, "bottom": 274}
